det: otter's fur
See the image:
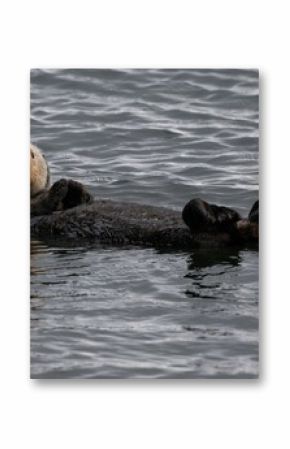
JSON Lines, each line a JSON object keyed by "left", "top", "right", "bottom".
{"left": 31, "top": 197, "right": 194, "bottom": 248}
{"left": 30, "top": 146, "right": 93, "bottom": 216}
{"left": 29, "top": 145, "right": 258, "bottom": 249}
{"left": 30, "top": 144, "right": 50, "bottom": 197}
{"left": 31, "top": 178, "right": 93, "bottom": 216}
{"left": 31, "top": 179, "right": 258, "bottom": 249}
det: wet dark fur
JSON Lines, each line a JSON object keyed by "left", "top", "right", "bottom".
{"left": 182, "top": 198, "right": 241, "bottom": 233}
{"left": 31, "top": 179, "right": 93, "bottom": 216}
{"left": 31, "top": 179, "right": 258, "bottom": 250}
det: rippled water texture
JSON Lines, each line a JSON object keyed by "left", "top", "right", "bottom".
{"left": 30, "top": 69, "right": 259, "bottom": 378}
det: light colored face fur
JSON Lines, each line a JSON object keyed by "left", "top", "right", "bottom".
{"left": 30, "top": 144, "right": 49, "bottom": 197}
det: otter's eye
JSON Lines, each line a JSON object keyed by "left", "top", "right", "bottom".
{"left": 31, "top": 150, "right": 35, "bottom": 159}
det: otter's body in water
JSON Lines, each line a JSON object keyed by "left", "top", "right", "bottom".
{"left": 31, "top": 180, "right": 258, "bottom": 250}
{"left": 30, "top": 146, "right": 258, "bottom": 250}
{"left": 31, "top": 195, "right": 194, "bottom": 249}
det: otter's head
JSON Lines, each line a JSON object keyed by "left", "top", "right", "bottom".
{"left": 30, "top": 144, "right": 50, "bottom": 197}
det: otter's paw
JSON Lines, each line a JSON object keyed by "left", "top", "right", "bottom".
{"left": 48, "top": 179, "right": 69, "bottom": 210}
{"left": 210, "top": 204, "right": 241, "bottom": 229}
{"left": 182, "top": 198, "right": 241, "bottom": 234}
{"left": 62, "top": 180, "right": 93, "bottom": 210}
{"left": 182, "top": 198, "right": 216, "bottom": 232}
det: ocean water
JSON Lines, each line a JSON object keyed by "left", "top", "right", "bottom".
{"left": 30, "top": 69, "right": 259, "bottom": 379}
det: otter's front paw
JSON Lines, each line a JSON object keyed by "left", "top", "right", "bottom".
{"left": 48, "top": 179, "right": 69, "bottom": 210}
{"left": 62, "top": 180, "right": 93, "bottom": 210}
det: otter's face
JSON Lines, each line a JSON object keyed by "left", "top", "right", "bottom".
{"left": 30, "top": 144, "right": 50, "bottom": 197}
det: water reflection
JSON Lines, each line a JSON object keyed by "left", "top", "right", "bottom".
{"left": 31, "top": 239, "right": 259, "bottom": 378}
{"left": 186, "top": 247, "right": 242, "bottom": 270}
{"left": 183, "top": 248, "right": 239, "bottom": 300}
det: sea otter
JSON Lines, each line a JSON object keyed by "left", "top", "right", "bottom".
{"left": 30, "top": 145, "right": 259, "bottom": 249}
{"left": 30, "top": 145, "right": 93, "bottom": 216}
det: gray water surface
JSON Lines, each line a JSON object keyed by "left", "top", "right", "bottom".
{"left": 30, "top": 69, "right": 259, "bottom": 378}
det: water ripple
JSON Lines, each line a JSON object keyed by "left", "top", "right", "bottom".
{"left": 31, "top": 69, "right": 259, "bottom": 378}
